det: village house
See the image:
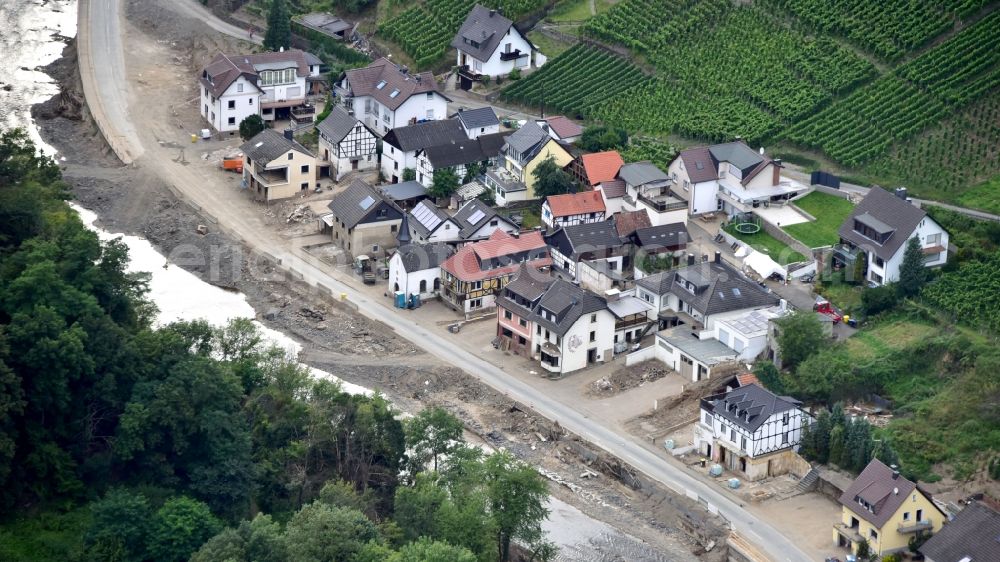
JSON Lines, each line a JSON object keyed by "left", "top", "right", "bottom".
{"left": 381, "top": 119, "right": 468, "bottom": 184}
{"left": 414, "top": 132, "right": 507, "bottom": 187}
{"left": 451, "top": 4, "right": 540, "bottom": 82}
{"left": 629, "top": 222, "right": 690, "bottom": 274}
{"left": 654, "top": 327, "right": 739, "bottom": 381}
{"left": 635, "top": 253, "right": 780, "bottom": 332}
{"left": 530, "top": 279, "right": 614, "bottom": 375}
{"left": 595, "top": 179, "right": 629, "bottom": 215}
{"left": 338, "top": 58, "right": 451, "bottom": 135}
{"left": 387, "top": 241, "right": 454, "bottom": 300}
{"left": 668, "top": 140, "right": 807, "bottom": 217}
{"left": 712, "top": 305, "right": 789, "bottom": 362}
{"left": 695, "top": 383, "right": 811, "bottom": 480}
{"left": 545, "top": 220, "right": 626, "bottom": 285}
{"left": 484, "top": 167, "right": 528, "bottom": 207}
{"left": 613, "top": 210, "right": 652, "bottom": 239}
{"left": 536, "top": 115, "right": 583, "bottom": 144}
{"left": 240, "top": 129, "right": 317, "bottom": 202}
{"left": 495, "top": 264, "right": 554, "bottom": 358}
{"left": 568, "top": 150, "right": 624, "bottom": 191}
{"left": 833, "top": 459, "right": 946, "bottom": 557}
{"left": 326, "top": 179, "right": 404, "bottom": 255}
{"left": 316, "top": 105, "right": 378, "bottom": 180}
{"left": 406, "top": 199, "right": 516, "bottom": 243}
{"left": 834, "top": 186, "right": 949, "bottom": 286}
{"left": 606, "top": 289, "right": 655, "bottom": 350}
{"left": 619, "top": 162, "right": 688, "bottom": 226}
{"left": 440, "top": 230, "right": 550, "bottom": 314}
{"left": 919, "top": 499, "right": 1000, "bottom": 562}
{"left": 541, "top": 191, "right": 607, "bottom": 229}
{"left": 199, "top": 49, "right": 321, "bottom": 132}
{"left": 499, "top": 121, "right": 574, "bottom": 199}
{"left": 453, "top": 106, "right": 501, "bottom": 139}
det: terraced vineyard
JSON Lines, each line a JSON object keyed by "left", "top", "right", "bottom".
{"left": 783, "top": 11, "right": 1000, "bottom": 166}
{"left": 500, "top": 44, "right": 650, "bottom": 116}
{"left": 378, "top": 0, "right": 544, "bottom": 68}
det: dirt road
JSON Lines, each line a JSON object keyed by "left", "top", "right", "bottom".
{"left": 75, "top": 1, "right": 812, "bottom": 559}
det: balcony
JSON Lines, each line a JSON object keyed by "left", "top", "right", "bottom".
{"left": 254, "top": 166, "right": 289, "bottom": 186}
{"left": 638, "top": 192, "right": 687, "bottom": 213}
{"left": 897, "top": 519, "right": 932, "bottom": 534}
{"left": 499, "top": 49, "right": 525, "bottom": 61}
{"left": 833, "top": 523, "right": 863, "bottom": 544}
{"left": 615, "top": 316, "right": 649, "bottom": 330}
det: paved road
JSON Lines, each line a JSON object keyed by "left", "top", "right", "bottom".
{"left": 80, "top": 2, "right": 811, "bottom": 560}
{"left": 168, "top": 0, "right": 262, "bottom": 45}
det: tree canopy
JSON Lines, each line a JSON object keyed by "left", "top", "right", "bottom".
{"left": 775, "top": 310, "right": 826, "bottom": 371}
{"left": 531, "top": 157, "right": 575, "bottom": 198}
{"left": 578, "top": 126, "right": 628, "bottom": 152}
{"left": 897, "top": 236, "right": 928, "bottom": 298}
{"left": 239, "top": 114, "right": 266, "bottom": 141}
{"left": 429, "top": 167, "right": 460, "bottom": 199}
{"left": 263, "top": 0, "right": 291, "bottom": 52}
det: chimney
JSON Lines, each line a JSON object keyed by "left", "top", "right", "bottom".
{"left": 714, "top": 251, "right": 721, "bottom": 264}
{"left": 895, "top": 187, "right": 908, "bottom": 200}
{"left": 283, "top": 129, "right": 294, "bottom": 141}
{"left": 489, "top": 9, "right": 496, "bottom": 17}
{"left": 891, "top": 464, "right": 900, "bottom": 479}
{"left": 772, "top": 158, "right": 782, "bottom": 186}
{"left": 604, "top": 288, "right": 621, "bottom": 302}
{"left": 687, "top": 253, "right": 695, "bottom": 266}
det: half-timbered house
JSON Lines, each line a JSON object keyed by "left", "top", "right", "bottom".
{"left": 317, "top": 105, "right": 378, "bottom": 180}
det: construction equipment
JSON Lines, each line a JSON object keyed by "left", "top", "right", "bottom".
{"left": 814, "top": 297, "right": 842, "bottom": 323}
{"left": 355, "top": 255, "right": 376, "bottom": 284}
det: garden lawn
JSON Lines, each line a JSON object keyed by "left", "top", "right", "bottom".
{"left": 956, "top": 175, "right": 1000, "bottom": 215}
{"left": 548, "top": 0, "right": 594, "bottom": 22}
{"left": 784, "top": 192, "right": 855, "bottom": 248}
{"left": 723, "top": 224, "right": 805, "bottom": 265}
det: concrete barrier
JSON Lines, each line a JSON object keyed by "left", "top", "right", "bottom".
{"left": 625, "top": 346, "right": 656, "bottom": 366}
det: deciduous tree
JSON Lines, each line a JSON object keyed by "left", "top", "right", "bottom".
{"left": 239, "top": 115, "right": 266, "bottom": 141}
{"left": 148, "top": 496, "right": 223, "bottom": 562}
{"left": 429, "top": 167, "right": 460, "bottom": 199}
{"left": 406, "top": 406, "right": 464, "bottom": 472}
{"left": 775, "top": 311, "right": 825, "bottom": 371}
{"left": 531, "top": 157, "right": 574, "bottom": 198}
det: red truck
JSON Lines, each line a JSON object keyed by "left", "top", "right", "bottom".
{"left": 814, "top": 297, "right": 842, "bottom": 323}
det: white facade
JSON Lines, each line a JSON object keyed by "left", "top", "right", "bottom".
{"left": 695, "top": 401, "right": 808, "bottom": 460}
{"left": 201, "top": 77, "right": 260, "bottom": 133}
{"left": 388, "top": 253, "right": 442, "bottom": 299}
{"left": 536, "top": 309, "right": 616, "bottom": 375}
{"left": 712, "top": 307, "right": 788, "bottom": 362}
{"left": 318, "top": 122, "right": 378, "bottom": 181}
{"left": 350, "top": 91, "right": 449, "bottom": 136}
{"left": 456, "top": 26, "right": 533, "bottom": 78}
{"left": 653, "top": 333, "right": 737, "bottom": 381}
{"left": 414, "top": 155, "right": 471, "bottom": 189}
{"left": 461, "top": 121, "right": 500, "bottom": 139}
{"left": 550, "top": 246, "right": 623, "bottom": 285}
{"left": 381, "top": 143, "right": 420, "bottom": 183}
{"left": 865, "top": 220, "right": 949, "bottom": 285}
{"left": 540, "top": 202, "right": 606, "bottom": 229}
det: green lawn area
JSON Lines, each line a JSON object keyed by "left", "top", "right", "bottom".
{"left": 817, "top": 273, "right": 863, "bottom": 315}
{"left": 956, "top": 175, "right": 1000, "bottom": 214}
{"left": 526, "top": 30, "right": 574, "bottom": 59}
{"left": 783, "top": 192, "right": 855, "bottom": 248}
{"left": 547, "top": 0, "right": 594, "bottom": 22}
{"left": 723, "top": 223, "right": 806, "bottom": 265}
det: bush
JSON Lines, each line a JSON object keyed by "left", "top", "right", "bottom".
{"left": 239, "top": 115, "right": 266, "bottom": 141}
{"left": 861, "top": 284, "right": 900, "bottom": 316}
{"left": 508, "top": 68, "right": 521, "bottom": 81}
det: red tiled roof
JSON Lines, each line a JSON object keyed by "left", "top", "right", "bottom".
{"left": 442, "top": 231, "right": 550, "bottom": 281}
{"left": 679, "top": 146, "right": 717, "bottom": 184}
{"left": 613, "top": 210, "right": 652, "bottom": 237}
{"left": 737, "top": 373, "right": 760, "bottom": 387}
{"left": 545, "top": 191, "right": 606, "bottom": 218}
{"left": 580, "top": 151, "right": 624, "bottom": 185}
{"left": 542, "top": 115, "right": 583, "bottom": 139}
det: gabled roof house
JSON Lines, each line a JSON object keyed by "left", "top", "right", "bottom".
{"left": 339, "top": 58, "right": 451, "bottom": 135}
{"left": 452, "top": 4, "right": 541, "bottom": 80}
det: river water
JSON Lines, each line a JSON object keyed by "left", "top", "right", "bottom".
{"left": 2, "top": 1, "right": 680, "bottom": 558}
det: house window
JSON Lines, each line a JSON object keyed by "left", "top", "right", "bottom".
{"left": 426, "top": 92, "right": 433, "bottom": 100}
{"left": 426, "top": 109, "right": 435, "bottom": 120}
{"left": 471, "top": 281, "right": 483, "bottom": 291}
{"left": 300, "top": 165, "right": 309, "bottom": 173}
{"left": 519, "top": 318, "right": 527, "bottom": 327}
{"left": 782, "top": 432, "right": 788, "bottom": 444}
{"left": 288, "top": 153, "right": 294, "bottom": 160}
{"left": 730, "top": 429, "right": 736, "bottom": 441}
{"left": 903, "top": 512, "right": 910, "bottom": 521}
{"left": 391, "top": 225, "right": 398, "bottom": 232}
{"left": 394, "top": 162, "right": 399, "bottom": 170}
{"left": 469, "top": 298, "right": 482, "bottom": 309}
{"left": 504, "top": 310, "right": 513, "bottom": 320}
{"left": 874, "top": 256, "right": 885, "bottom": 267}
{"left": 916, "top": 509, "right": 923, "bottom": 521}
{"left": 703, "top": 413, "right": 710, "bottom": 425}
{"left": 591, "top": 314, "right": 597, "bottom": 323}
{"left": 249, "top": 98, "right": 253, "bottom": 105}
{"left": 372, "top": 244, "right": 379, "bottom": 252}
{"left": 536, "top": 325, "right": 541, "bottom": 335}
{"left": 301, "top": 183, "right": 309, "bottom": 190}
{"left": 227, "top": 100, "right": 236, "bottom": 109}
{"left": 869, "top": 529, "right": 878, "bottom": 541}
{"left": 741, "top": 437, "right": 746, "bottom": 450}
{"left": 490, "top": 219, "right": 498, "bottom": 226}
{"left": 589, "top": 331, "right": 596, "bottom": 342}
{"left": 228, "top": 117, "right": 236, "bottom": 125}
{"left": 783, "top": 413, "right": 789, "bottom": 425}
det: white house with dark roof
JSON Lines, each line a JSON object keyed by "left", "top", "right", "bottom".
{"left": 919, "top": 499, "right": 1000, "bottom": 562}
{"left": 667, "top": 140, "right": 807, "bottom": 216}
{"left": 317, "top": 105, "right": 378, "bottom": 180}
{"left": 694, "top": 383, "right": 811, "bottom": 480}
{"left": 380, "top": 119, "right": 468, "bottom": 183}
{"left": 835, "top": 186, "right": 948, "bottom": 286}
{"left": 619, "top": 162, "right": 688, "bottom": 226}
{"left": 338, "top": 58, "right": 451, "bottom": 136}
{"left": 414, "top": 132, "right": 507, "bottom": 187}
{"left": 452, "top": 4, "right": 539, "bottom": 80}
{"left": 199, "top": 50, "right": 321, "bottom": 132}
{"left": 545, "top": 220, "right": 626, "bottom": 283}
{"left": 240, "top": 129, "right": 317, "bottom": 202}
{"left": 407, "top": 198, "right": 516, "bottom": 243}
{"left": 388, "top": 242, "right": 454, "bottom": 299}
{"left": 453, "top": 106, "right": 501, "bottom": 139}
{"left": 530, "top": 279, "right": 614, "bottom": 374}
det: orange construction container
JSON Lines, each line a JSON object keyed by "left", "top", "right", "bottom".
{"left": 222, "top": 157, "right": 243, "bottom": 173}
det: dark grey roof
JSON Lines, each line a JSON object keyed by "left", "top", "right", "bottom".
{"left": 382, "top": 119, "right": 467, "bottom": 152}
{"left": 708, "top": 383, "right": 800, "bottom": 432}
{"left": 618, "top": 161, "right": 669, "bottom": 186}
{"left": 317, "top": 105, "right": 361, "bottom": 144}
{"left": 380, "top": 180, "right": 427, "bottom": 201}
{"left": 531, "top": 278, "right": 607, "bottom": 336}
{"left": 920, "top": 501, "right": 1000, "bottom": 562}
{"left": 504, "top": 264, "right": 554, "bottom": 301}
{"left": 453, "top": 199, "right": 513, "bottom": 239}
{"left": 636, "top": 271, "right": 673, "bottom": 295}
{"left": 632, "top": 223, "right": 690, "bottom": 250}
{"left": 395, "top": 242, "right": 453, "bottom": 272}
{"left": 423, "top": 132, "right": 507, "bottom": 169}
{"left": 408, "top": 200, "right": 451, "bottom": 238}
{"left": 304, "top": 52, "right": 323, "bottom": 66}
{"left": 545, "top": 221, "right": 621, "bottom": 260}
{"left": 839, "top": 459, "right": 938, "bottom": 530}
{"left": 504, "top": 121, "right": 550, "bottom": 160}
{"left": 669, "top": 260, "right": 780, "bottom": 316}
{"left": 450, "top": 4, "right": 515, "bottom": 59}
{"left": 708, "top": 142, "right": 764, "bottom": 172}
{"left": 327, "top": 179, "right": 396, "bottom": 229}
{"left": 838, "top": 186, "right": 928, "bottom": 262}
{"left": 241, "top": 129, "right": 314, "bottom": 162}
{"left": 455, "top": 106, "right": 499, "bottom": 129}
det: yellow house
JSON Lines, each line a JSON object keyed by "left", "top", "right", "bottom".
{"left": 501, "top": 121, "right": 573, "bottom": 199}
{"left": 833, "top": 459, "right": 946, "bottom": 557}
{"left": 241, "top": 128, "right": 317, "bottom": 203}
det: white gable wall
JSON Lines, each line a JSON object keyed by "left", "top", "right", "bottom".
{"left": 201, "top": 77, "right": 260, "bottom": 133}
{"left": 388, "top": 254, "right": 442, "bottom": 299}
{"left": 456, "top": 26, "right": 533, "bottom": 78}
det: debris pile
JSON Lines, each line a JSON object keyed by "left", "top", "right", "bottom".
{"left": 286, "top": 205, "right": 316, "bottom": 223}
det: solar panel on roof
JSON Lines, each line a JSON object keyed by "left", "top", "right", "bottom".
{"left": 412, "top": 203, "right": 443, "bottom": 230}
{"left": 467, "top": 209, "right": 486, "bottom": 225}
{"left": 358, "top": 195, "right": 376, "bottom": 210}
